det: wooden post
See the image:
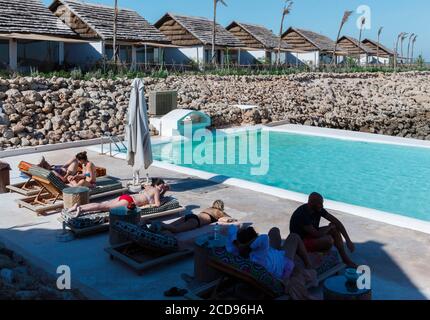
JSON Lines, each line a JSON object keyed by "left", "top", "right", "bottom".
{"left": 59, "top": 42, "right": 64, "bottom": 66}
{"left": 113, "top": 0, "right": 118, "bottom": 64}
{"left": 131, "top": 45, "right": 137, "bottom": 69}
{"left": 9, "top": 39, "right": 17, "bottom": 70}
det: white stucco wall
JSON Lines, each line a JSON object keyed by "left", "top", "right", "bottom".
{"left": 64, "top": 41, "right": 104, "bottom": 68}
{"left": 294, "top": 51, "right": 320, "bottom": 67}
{"left": 163, "top": 46, "right": 204, "bottom": 66}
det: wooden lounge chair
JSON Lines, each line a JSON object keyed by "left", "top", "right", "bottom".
{"left": 59, "top": 198, "right": 185, "bottom": 238}
{"left": 105, "top": 221, "right": 193, "bottom": 275}
{"left": 7, "top": 161, "right": 107, "bottom": 196}
{"left": 16, "top": 166, "right": 127, "bottom": 215}
{"left": 6, "top": 161, "right": 41, "bottom": 196}
{"left": 185, "top": 247, "right": 345, "bottom": 300}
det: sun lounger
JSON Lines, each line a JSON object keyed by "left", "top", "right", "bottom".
{"left": 7, "top": 161, "right": 107, "bottom": 196}
{"left": 105, "top": 221, "right": 193, "bottom": 275}
{"left": 58, "top": 198, "right": 185, "bottom": 238}
{"left": 16, "top": 166, "right": 127, "bottom": 215}
{"left": 185, "top": 247, "right": 345, "bottom": 300}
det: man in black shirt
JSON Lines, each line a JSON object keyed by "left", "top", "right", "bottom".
{"left": 290, "top": 192, "right": 357, "bottom": 268}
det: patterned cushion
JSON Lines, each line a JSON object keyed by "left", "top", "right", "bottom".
{"left": 28, "top": 166, "right": 67, "bottom": 191}
{"left": 62, "top": 211, "right": 109, "bottom": 229}
{"left": 112, "top": 221, "right": 179, "bottom": 253}
{"left": 209, "top": 247, "right": 285, "bottom": 297}
{"left": 310, "top": 250, "right": 341, "bottom": 275}
{"left": 140, "top": 199, "right": 181, "bottom": 216}
{"left": 90, "top": 177, "right": 123, "bottom": 194}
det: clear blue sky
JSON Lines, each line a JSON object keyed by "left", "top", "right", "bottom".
{"left": 43, "top": 0, "right": 429, "bottom": 60}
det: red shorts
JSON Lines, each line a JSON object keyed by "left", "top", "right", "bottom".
{"left": 118, "top": 194, "right": 135, "bottom": 206}
{"left": 303, "top": 237, "right": 319, "bottom": 252}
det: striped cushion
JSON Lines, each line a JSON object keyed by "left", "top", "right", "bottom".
{"left": 28, "top": 166, "right": 67, "bottom": 191}
{"left": 112, "top": 221, "right": 179, "bottom": 253}
{"left": 140, "top": 199, "right": 181, "bottom": 216}
{"left": 61, "top": 211, "right": 110, "bottom": 229}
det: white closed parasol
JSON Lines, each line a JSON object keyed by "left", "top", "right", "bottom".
{"left": 125, "top": 78, "right": 153, "bottom": 185}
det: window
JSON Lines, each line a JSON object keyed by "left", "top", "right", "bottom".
{"left": 0, "top": 40, "right": 8, "bottom": 68}
{"left": 17, "top": 40, "right": 59, "bottom": 71}
{"left": 105, "top": 45, "right": 132, "bottom": 64}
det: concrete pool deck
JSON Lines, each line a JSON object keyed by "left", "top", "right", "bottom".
{"left": 1, "top": 147, "right": 430, "bottom": 300}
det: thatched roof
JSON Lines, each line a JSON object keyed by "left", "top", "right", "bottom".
{"left": 155, "top": 13, "right": 243, "bottom": 47}
{"left": 226, "top": 21, "right": 291, "bottom": 51}
{"left": 49, "top": 0, "right": 169, "bottom": 43}
{"left": 362, "top": 38, "right": 394, "bottom": 57}
{"left": 282, "top": 27, "right": 342, "bottom": 53}
{"left": 0, "top": 0, "right": 76, "bottom": 37}
{"left": 338, "top": 36, "right": 374, "bottom": 55}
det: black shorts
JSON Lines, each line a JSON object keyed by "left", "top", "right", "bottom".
{"left": 184, "top": 214, "right": 201, "bottom": 227}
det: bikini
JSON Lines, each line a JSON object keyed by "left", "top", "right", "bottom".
{"left": 118, "top": 192, "right": 155, "bottom": 207}
{"left": 185, "top": 210, "right": 218, "bottom": 228}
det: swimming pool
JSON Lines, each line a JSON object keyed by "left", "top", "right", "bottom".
{"left": 149, "top": 129, "right": 430, "bottom": 222}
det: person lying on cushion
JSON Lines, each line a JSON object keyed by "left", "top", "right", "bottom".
{"left": 66, "top": 178, "right": 169, "bottom": 217}
{"left": 226, "top": 225, "right": 318, "bottom": 299}
{"left": 155, "top": 200, "right": 237, "bottom": 233}
{"left": 38, "top": 155, "right": 80, "bottom": 182}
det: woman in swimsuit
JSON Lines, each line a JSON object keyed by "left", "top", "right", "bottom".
{"left": 67, "top": 152, "right": 97, "bottom": 188}
{"left": 67, "top": 178, "right": 168, "bottom": 217}
{"left": 158, "top": 200, "right": 236, "bottom": 234}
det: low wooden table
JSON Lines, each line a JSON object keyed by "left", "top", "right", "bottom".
{"left": 194, "top": 234, "right": 227, "bottom": 283}
{"left": 63, "top": 187, "right": 89, "bottom": 209}
{"left": 323, "top": 275, "right": 372, "bottom": 300}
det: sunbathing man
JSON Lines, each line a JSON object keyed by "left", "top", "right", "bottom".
{"left": 155, "top": 200, "right": 236, "bottom": 233}
{"left": 38, "top": 155, "right": 80, "bottom": 182}
{"left": 66, "top": 178, "right": 169, "bottom": 217}
{"left": 226, "top": 225, "right": 317, "bottom": 299}
{"left": 289, "top": 192, "right": 357, "bottom": 268}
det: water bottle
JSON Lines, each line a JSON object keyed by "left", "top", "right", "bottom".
{"left": 214, "top": 223, "right": 220, "bottom": 241}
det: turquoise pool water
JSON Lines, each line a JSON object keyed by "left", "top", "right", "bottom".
{"left": 150, "top": 130, "right": 430, "bottom": 222}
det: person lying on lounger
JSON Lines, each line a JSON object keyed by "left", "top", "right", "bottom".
{"left": 289, "top": 192, "right": 357, "bottom": 268}
{"left": 226, "top": 225, "right": 317, "bottom": 299}
{"left": 38, "top": 155, "right": 80, "bottom": 182}
{"left": 66, "top": 178, "right": 169, "bottom": 217}
{"left": 155, "top": 200, "right": 236, "bottom": 233}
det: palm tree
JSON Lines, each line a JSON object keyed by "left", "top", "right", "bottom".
{"left": 276, "top": 0, "right": 293, "bottom": 66}
{"left": 358, "top": 17, "right": 366, "bottom": 64}
{"left": 376, "top": 27, "right": 383, "bottom": 64}
{"left": 113, "top": 0, "right": 119, "bottom": 64}
{"left": 400, "top": 33, "right": 408, "bottom": 64}
{"left": 394, "top": 33, "right": 404, "bottom": 69}
{"left": 411, "top": 35, "right": 418, "bottom": 64}
{"left": 212, "top": 0, "right": 227, "bottom": 66}
{"left": 407, "top": 33, "right": 415, "bottom": 65}
{"left": 332, "top": 10, "right": 353, "bottom": 65}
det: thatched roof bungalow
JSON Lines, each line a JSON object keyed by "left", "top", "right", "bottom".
{"left": 49, "top": 0, "right": 170, "bottom": 67}
{"left": 337, "top": 36, "right": 387, "bottom": 65}
{"left": 226, "top": 21, "right": 292, "bottom": 65}
{"left": 281, "top": 27, "right": 345, "bottom": 67}
{"left": 155, "top": 13, "right": 244, "bottom": 66}
{"left": 362, "top": 38, "right": 394, "bottom": 59}
{"left": 0, "top": 0, "right": 82, "bottom": 70}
